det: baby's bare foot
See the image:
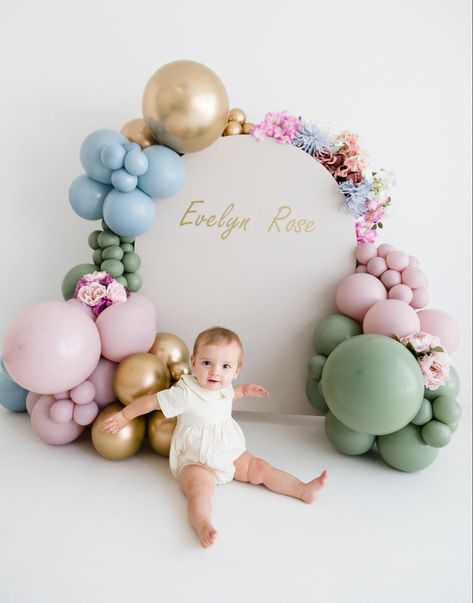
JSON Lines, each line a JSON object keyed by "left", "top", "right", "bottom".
{"left": 301, "top": 469, "right": 328, "bottom": 504}
{"left": 196, "top": 522, "right": 218, "bottom": 548}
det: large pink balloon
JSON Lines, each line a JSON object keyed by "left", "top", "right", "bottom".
{"left": 87, "top": 357, "right": 117, "bottom": 408}
{"left": 336, "top": 273, "right": 387, "bottom": 322}
{"left": 363, "top": 299, "right": 420, "bottom": 338}
{"left": 31, "top": 395, "right": 84, "bottom": 445}
{"left": 96, "top": 303, "right": 156, "bottom": 362}
{"left": 417, "top": 309, "right": 460, "bottom": 353}
{"left": 127, "top": 293, "right": 157, "bottom": 321}
{"left": 3, "top": 302, "right": 101, "bottom": 394}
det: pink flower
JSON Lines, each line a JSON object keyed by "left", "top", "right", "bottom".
{"left": 77, "top": 282, "right": 107, "bottom": 306}
{"left": 355, "top": 221, "right": 377, "bottom": 244}
{"left": 251, "top": 111, "right": 300, "bottom": 144}
{"left": 399, "top": 331, "right": 443, "bottom": 354}
{"left": 106, "top": 282, "right": 127, "bottom": 304}
{"left": 418, "top": 351, "right": 451, "bottom": 390}
{"left": 82, "top": 271, "right": 108, "bottom": 282}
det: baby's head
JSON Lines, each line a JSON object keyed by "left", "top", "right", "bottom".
{"left": 191, "top": 327, "right": 243, "bottom": 391}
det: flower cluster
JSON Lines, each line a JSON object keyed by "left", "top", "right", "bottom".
{"left": 73, "top": 271, "right": 129, "bottom": 316}
{"left": 398, "top": 331, "right": 451, "bottom": 390}
{"left": 251, "top": 112, "right": 394, "bottom": 243}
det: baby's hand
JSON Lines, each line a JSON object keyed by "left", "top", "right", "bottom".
{"left": 243, "top": 384, "right": 270, "bottom": 398}
{"left": 101, "top": 410, "right": 128, "bottom": 434}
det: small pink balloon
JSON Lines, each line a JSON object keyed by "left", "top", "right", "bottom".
{"left": 367, "top": 256, "right": 387, "bottom": 277}
{"left": 336, "top": 273, "right": 387, "bottom": 322}
{"left": 363, "top": 299, "right": 420, "bottom": 338}
{"left": 417, "top": 309, "right": 460, "bottom": 353}
{"left": 388, "top": 284, "right": 413, "bottom": 304}
{"left": 355, "top": 243, "right": 377, "bottom": 265}
{"left": 96, "top": 303, "right": 156, "bottom": 363}
{"left": 87, "top": 357, "right": 117, "bottom": 408}
{"left": 54, "top": 391, "right": 70, "bottom": 400}
{"left": 70, "top": 380, "right": 96, "bottom": 405}
{"left": 377, "top": 243, "right": 395, "bottom": 258}
{"left": 73, "top": 401, "right": 99, "bottom": 425}
{"left": 126, "top": 293, "right": 157, "bottom": 321}
{"left": 66, "top": 298, "right": 96, "bottom": 321}
{"left": 355, "top": 265, "right": 368, "bottom": 273}
{"left": 50, "top": 399, "right": 75, "bottom": 423}
{"left": 411, "top": 287, "right": 429, "bottom": 309}
{"left": 409, "top": 256, "right": 420, "bottom": 267}
{"left": 31, "top": 395, "right": 84, "bottom": 445}
{"left": 26, "top": 392, "right": 42, "bottom": 415}
{"left": 401, "top": 266, "right": 428, "bottom": 289}
{"left": 386, "top": 250, "right": 409, "bottom": 272}
{"left": 380, "top": 269, "right": 401, "bottom": 290}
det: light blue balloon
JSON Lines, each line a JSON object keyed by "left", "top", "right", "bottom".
{"left": 124, "top": 149, "right": 149, "bottom": 176}
{"left": 111, "top": 169, "right": 138, "bottom": 192}
{"left": 80, "top": 129, "right": 128, "bottom": 184}
{"left": 0, "top": 358, "right": 27, "bottom": 412}
{"left": 138, "top": 145, "right": 186, "bottom": 198}
{"left": 100, "top": 144, "right": 126, "bottom": 170}
{"left": 123, "top": 142, "right": 141, "bottom": 153}
{"left": 69, "top": 175, "right": 112, "bottom": 220}
{"left": 103, "top": 189, "right": 156, "bottom": 236}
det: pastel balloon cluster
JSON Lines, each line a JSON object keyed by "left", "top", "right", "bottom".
{"left": 69, "top": 129, "right": 186, "bottom": 237}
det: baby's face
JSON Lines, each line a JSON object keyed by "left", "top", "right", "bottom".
{"left": 192, "top": 342, "right": 241, "bottom": 390}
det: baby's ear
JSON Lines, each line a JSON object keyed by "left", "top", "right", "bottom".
{"left": 191, "top": 355, "right": 196, "bottom": 368}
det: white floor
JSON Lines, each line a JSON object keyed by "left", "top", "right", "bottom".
{"left": 0, "top": 405, "right": 471, "bottom": 603}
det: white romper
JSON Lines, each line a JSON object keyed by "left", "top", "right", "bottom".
{"left": 157, "top": 375, "right": 246, "bottom": 485}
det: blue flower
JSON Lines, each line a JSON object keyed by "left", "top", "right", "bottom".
{"left": 292, "top": 122, "right": 332, "bottom": 155}
{"left": 339, "top": 179, "right": 372, "bottom": 217}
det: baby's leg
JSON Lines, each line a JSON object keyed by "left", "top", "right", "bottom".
{"left": 179, "top": 465, "right": 217, "bottom": 548}
{"left": 234, "top": 452, "right": 327, "bottom": 503}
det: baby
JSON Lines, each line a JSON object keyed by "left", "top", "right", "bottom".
{"left": 102, "top": 326, "right": 327, "bottom": 548}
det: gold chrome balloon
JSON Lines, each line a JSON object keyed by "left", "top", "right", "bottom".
{"left": 114, "top": 353, "right": 171, "bottom": 406}
{"left": 91, "top": 402, "right": 146, "bottom": 460}
{"left": 142, "top": 60, "right": 229, "bottom": 153}
{"left": 242, "top": 122, "right": 255, "bottom": 135}
{"left": 120, "top": 118, "right": 157, "bottom": 148}
{"left": 169, "top": 361, "right": 191, "bottom": 383}
{"left": 149, "top": 333, "right": 190, "bottom": 367}
{"left": 223, "top": 121, "right": 243, "bottom": 136}
{"left": 228, "top": 108, "right": 246, "bottom": 125}
{"left": 147, "top": 410, "right": 177, "bottom": 457}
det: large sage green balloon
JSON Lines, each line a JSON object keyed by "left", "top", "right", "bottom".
{"left": 421, "top": 420, "right": 452, "bottom": 448}
{"left": 61, "top": 263, "right": 97, "bottom": 300}
{"left": 424, "top": 367, "right": 460, "bottom": 401}
{"left": 313, "top": 314, "right": 362, "bottom": 356}
{"left": 411, "top": 398, "right": 433, "bottom": 426}
{"left": 377, "top": 424, "right": 438, "bottom": 472}
{"left": 321, "top": 335, "right": 424, "bottom": 435}
{"left": 432, "top": 396, "right": 461, "bottom": 425}
{"left": 305, "top": 377, "right": 328, "bottom": 414}
{"left": 325, "top": 411, "right": 375, "bottom": 455}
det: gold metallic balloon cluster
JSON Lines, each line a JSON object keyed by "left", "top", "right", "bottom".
{"left": 91, "top": 333, "right": 191, "bottom": 460}
{"left": 223, "top": 108, "right": 254, "bottom": 137}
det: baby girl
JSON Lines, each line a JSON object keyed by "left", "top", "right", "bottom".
{"left": 102, "top": 326, "right": 327, "bottom": 548}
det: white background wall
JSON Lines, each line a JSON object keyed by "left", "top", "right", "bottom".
{"left": 1, "top": 0, "right": 471, "bottom": 403}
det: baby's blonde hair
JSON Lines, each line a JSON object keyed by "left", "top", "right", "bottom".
{"left": 193, "top": 326, "right": 243, "bottom": 366}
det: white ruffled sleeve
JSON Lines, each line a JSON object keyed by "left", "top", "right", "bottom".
{"left": 157, "top": 380, "right": 189, "bottom": 418}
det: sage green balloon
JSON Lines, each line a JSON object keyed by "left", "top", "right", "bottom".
{"left": 432, "top": 396, "right": 461, "bottom": 425}
{"left": 313, "top": 314, "right": 362, "bottom": 356}
{"left": 61, "top": 263, "right": 97, "bottom": 300}
{"left": 308, "top": 355, "right": 326, "bottom": 380}
{"left": 120, "top": 243, "right": 134, "bottom": 253}
{"left": 377, "top": 424, "right": 438, "bottom": 472}
{"left": 101, "top": 219, "right": 111, "bottom": 232}
{"left": 101, "top": 259, "right": 124, "bottom": 277}
{"left": 305, "top": 377, "right": 328, "bottom": 414}
{"left": 98, "top": 231, "right": 120, "bottom": 249}
{"left": 325, "top": 411, "right": 375, "bottom": 455}
{"left": 120, "top": 235, "right": 135, "bottom": 244}
{"left": 125, "top": 272, "right": 142, "bottom": 292}
{"left": 424, "top": 367, "right": 460, "bottom": 401}
{"left": 448, "top": 421, "right": 459, "bottom": 433}
{"left": 88, "top": 230, "right": 101, "bottom": 250}
{"left": 116, "top": 276, "right": 128, "bottom": 286}
{"left": 92, "top": 249, "right": 103, "bottom": 267}
{"left": 122, "top": 251, "right": 141, "bottom": 273}
{"left": 102, "top": 245, "right": 124, "bottom": 261}
{"left": 321, "top": 335, "right": 424, "bottom": 435}
{"left": 411, "top": 398, "right": 433, "bottom": 426}
{"left": 421, "top": 420, "right": 452, "bottom": 448}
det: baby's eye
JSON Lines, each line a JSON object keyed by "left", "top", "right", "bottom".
{"left": 223, "top": 363, "right": 232, "bottom": 369}
{"left": 202, "top": 360, "right": 211, "bottom": 366}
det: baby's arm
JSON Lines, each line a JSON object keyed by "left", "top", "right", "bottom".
{"left": 101, "top": 394, "right": 161, "bottom": 434}
{"left": 233, "top": 384, "right": 270, "bottom": 400}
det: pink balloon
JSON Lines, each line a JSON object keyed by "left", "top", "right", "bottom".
{"left": 417, "top": 309, "right": 460, "bottom": 353}
{"left": 388, "top": 284, "right": 413, "bottom": 304}
{"left": 50, "top": 399, "right": 75, "bottom": 423}
{"left": 355, "top": 243, "right": 377, "bottom": 265}
{"left": 380, "top": 269, "right": 401, "bottom": 290}
{"left": 401, "top": 266, "right": 428, "bottom": 289}
{"left": 386, "top": 250, "right": 409, "bottom": 272}
{"left": 3, "top": 302, "right": 101, "bottom": 395}
{"left": 73, "top": 401, "right": 99, "bottom": 425}
{"left": 66, "top": 298, "right": 96, "bottom": 321}
{"left": 31, "top": 395, "right": 84, "bottom": 445}
{"left": 409, "top": 256, "right": 419, "bottom": 267}
{"left": 411, "top": 287, "right": 429, "bottom": 309}
{"left": 363, "top": 299, "right": 420, "bottom": 338}
{"left": 54, "top": 391, "right": 70, "bottom": 400}
{"left": 367, "top": 256, "right": 387, "bottom": 277}
{"left": 26, "top": 392, "right": 42, "bottom": 416}
{"left": 127, "top": 293, "right": 157, "bottom": 321}
{"left": 377, "top": 243, "right": 395, "bottom": 258}
{"left": 87, "top": 357, "right": 117, "bottom": 408}
{"left": 355, "top": 265, "right": 368, "bottom": 273}
{"left": 70, "top": 380, "right": 96, "bottom": 405}
{"left": 96, "top": 303, "right": 156, "bottom": 362}
{"left": 336, "top": 273, "right": 387, "bottom": 322}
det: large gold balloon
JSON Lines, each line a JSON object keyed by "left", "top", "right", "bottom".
{"left": 120, "top": 118, "right": 157, "bottom": 148}
{"left": 142, "top": 60, "right": 229, "bottom": 154}
{"left": 169, "top": 361, "right": 191, "bottom": 383}
{"left": 114, "top": 353, "right": 171, "bottom": 406}
{"left": 147, "top": 410, "right": 176, "bottom": 457}
{"left": 149, "top": 333, "right": 190, "bottom": 367}
{"left": 92, "top": 402, "right": 146, "bottom": 460}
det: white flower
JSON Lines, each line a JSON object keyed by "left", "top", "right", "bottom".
{"left": 77, "top": 282, "right": 107, "bottom": 306}
{"left": 106, "top": 282, "right": 127, "bottom": 304}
